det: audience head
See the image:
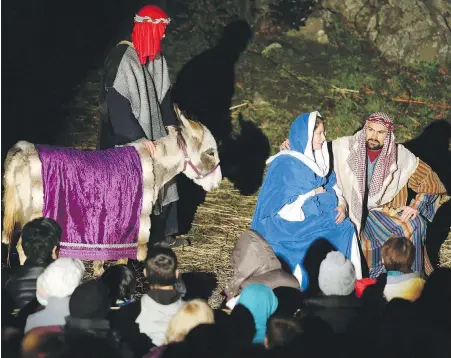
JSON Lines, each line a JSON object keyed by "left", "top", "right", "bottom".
{"left": 378, "top": 298, "right": 418, "bottom": 356}
{"left": 302, "top": 238, "right": 337, "bottom": 295}
{"left": 417, "top": 267, "right": 451, "bottom": 323}
{"left": 165, "top": 299, "right": 214, "bottom": 343}
{"left": 21, "top": 217, "right": 61, "bottom": 265}
{"left": 264, "top": 315, "right": 302, "bottom": 349}
{"left": 420, "top": 267, "right": 451, "bottom": 303}
{"left": 2, "top": 292, "right": 22, "bottom": 358}
{"left": 163, "top": 323, "right": 225, "bottom": 358}
{"left": 236, "top": 283, "right": 278, "bottom": 344}
{"left": 100, "top": 265, "right": 135, "bottom": 305}
{"left": 297, "top": 316, "right": 336, "bottom": 356}
{"left": 21, "top": 327, "right": 63, "bottom": 358}
{"left": 37, "top": 258, "right": 85, "bottom": 306}
{"left": 228, "top": 303, "right": 257, "bottom": 347}
{"left": 272, "top": 286, "right": 304, "bottom": 318}
{"left": 144, "top": 247, "right": 178, "bottom": 287}
{"left": 382, "top": 237, "right": 415, "bottom": 273}
{"left": 38, "top": 332, "right": 123, "bottom": 358}
{"left": 2, "top": 290, "right": 16, "bottom": 327}
{"left": 69, "top": 280, "right": 110, "bottom": 320}
{"left": 318, "top": 251, "right": 356, "bottom": 296}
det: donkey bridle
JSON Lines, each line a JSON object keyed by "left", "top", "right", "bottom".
{"left": 176, "top": 128, "right": 220, "bottom": 180}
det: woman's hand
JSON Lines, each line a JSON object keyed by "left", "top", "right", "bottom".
{"left": 335, "top": 205, "right": 346, "bottom": 224}
{"left": 143, "top": 140, "right": 156, "bottom": 156}
{"left": 314, "top": 186, "right": 326, "bottom": 195}
{"left": 279, "top": 139, "right": 291, "bottom": 151}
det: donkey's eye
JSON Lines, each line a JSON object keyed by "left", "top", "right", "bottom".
{"left": 205, "top": 149, "right": 215, "bottom": 157}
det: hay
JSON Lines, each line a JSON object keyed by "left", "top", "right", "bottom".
{"left": 173, "top": 180, "right": 255, "bottom": 307}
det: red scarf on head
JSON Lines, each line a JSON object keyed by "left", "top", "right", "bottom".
{"left": 132, "top": 5, "right": 170, "bottom": 65}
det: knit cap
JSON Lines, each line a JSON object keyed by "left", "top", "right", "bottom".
{"left": 36, "top": 258, "right": 85, "bottom": 306}
{"left": 69, "top": 280, "right": 111, "bottom": 319}
{"left": 318, "top": 251, "right": 356, "bottom": 296}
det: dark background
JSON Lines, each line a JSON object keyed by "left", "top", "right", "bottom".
{"left": 1, "top": 0, "right": 158, "bottom": 164}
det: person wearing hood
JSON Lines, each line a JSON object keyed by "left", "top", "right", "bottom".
{"left": 302, "top": 251, "right": 362, "bottom": 335}
{"left": 24, "top": 258, "right": 85, "bottom": 333}
{"left": 251, "top": 112, "right": 362, "bottom": 290}
{"left": 224, "top": 230, "right": 301, "bottom": 301}
{"left": 64, "top": 280, "right": 133, "bottom": 357}
{"left": 235, "top": 283, "right": 278, "bottom": 345}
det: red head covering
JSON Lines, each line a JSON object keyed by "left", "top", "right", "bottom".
{"left": 366, "top": 112, "right": 394, "bottom": 132}
{"left": 132, "top": 5, "right": 170, "bottom": 64}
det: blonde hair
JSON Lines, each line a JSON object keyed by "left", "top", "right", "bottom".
{"left": 165, "top": 299, "right": 214, "bottom": 343}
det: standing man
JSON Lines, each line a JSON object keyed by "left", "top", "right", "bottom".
{"left": 98, "top": 5, "right": 187, "bottom": 248}
{"left": 331, "top": 112, "right": 446, "bottom": 277}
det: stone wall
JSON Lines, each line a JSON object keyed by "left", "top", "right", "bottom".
{"left": 321, "top": 0, "right": 451, "bottom": 65}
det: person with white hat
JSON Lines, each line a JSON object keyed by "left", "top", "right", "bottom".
{"left": 24, "top": 258, "right": 85, "bottom": 333}
{"left": 302, "top": 251, "right": 362, "bottom": 334}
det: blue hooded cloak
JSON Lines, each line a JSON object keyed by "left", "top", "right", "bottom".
{"left": 251, "top": 112, "right": 356, "bottom": 289}
{"left": 236, "top": 283, "right": 278, "bottom": 344}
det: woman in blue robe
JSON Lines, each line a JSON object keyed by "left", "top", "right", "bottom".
{"left": 251, "top": 112, "right": 362, "bottom": 290}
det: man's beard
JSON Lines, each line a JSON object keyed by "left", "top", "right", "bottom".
{"left": 366, "top": 140, "right": 383, "bottom": 150}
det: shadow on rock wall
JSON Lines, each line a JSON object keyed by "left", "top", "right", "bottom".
{"left": 173, "top": 19, "right": 270, "bottom": 234}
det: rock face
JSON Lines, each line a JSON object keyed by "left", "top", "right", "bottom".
{"left": 321, "top": 0, "right": 451, "bottom": 65}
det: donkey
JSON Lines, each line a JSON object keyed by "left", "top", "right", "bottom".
{"left": 2, "top": 107, "right": 222, "bottom": 275}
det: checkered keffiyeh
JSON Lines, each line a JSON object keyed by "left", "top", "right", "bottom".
{"left": 347, "top": 112, "right": 397, "bottom": 224}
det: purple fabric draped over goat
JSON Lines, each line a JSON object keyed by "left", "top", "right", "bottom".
{"left": 37, "top": 145, "right": 144, "bottom": 261}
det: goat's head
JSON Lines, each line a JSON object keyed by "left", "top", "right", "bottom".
{"left": 173, "top": 105, "right": 222, "bottom": 191}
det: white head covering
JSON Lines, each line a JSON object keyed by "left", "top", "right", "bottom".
{"left": 318, "top": 251, "right": 356, "bottom": 296}
{"left": 36, "top": 258, "right": 85, "bottom": 305}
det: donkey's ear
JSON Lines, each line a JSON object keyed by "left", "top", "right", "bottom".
{"left": 173, "top": 103, "right": 203, "bottom": 140}
{"left": 173, "top": 103, "right": 190, "bottom": 128}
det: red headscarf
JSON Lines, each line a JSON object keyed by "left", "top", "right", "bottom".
{"left": 366, "top": 112, "right": 394, "bottom": 132}
{"left": 132, "top": 5, "right": 170, "bottom": 65}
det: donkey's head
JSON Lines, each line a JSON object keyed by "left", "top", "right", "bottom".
{"left": 173, "top": 105, "right": 222, "bottom": 191}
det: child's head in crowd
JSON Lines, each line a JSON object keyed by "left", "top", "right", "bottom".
{"left": 264, "top": 315, "right": 302, "bottom": 349}
{"left": 101, "top": 265, "right": 136, "bottom": 305}
{"left": 144, "top": 247, "right": 178, "bottom": 288}
{"left": 166, "top": 299, "right": 214, "bottom": 343}
{"left": 237, "top": 283, "right": 278, "bottom": 344}
{"left": 37, "top": 258, "right": 85, "bottom": 305}
{"left": 318, "top": 251, "right": 356, "bottom": 296}
{"left": 21, "top": 217, "right": 61, "bottom": 265}
{"left": 36, "top": 332, "right": 123, "bottom": 358}
{"left": 69, "top": 280, "right": 111, "bottom": 320}
{"left": 382, "top": 237, "right": 415, "bottom": 273}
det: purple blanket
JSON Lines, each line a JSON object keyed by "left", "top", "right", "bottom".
{"left": 37, "top": 145, "right": 143, "bottom": 261}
